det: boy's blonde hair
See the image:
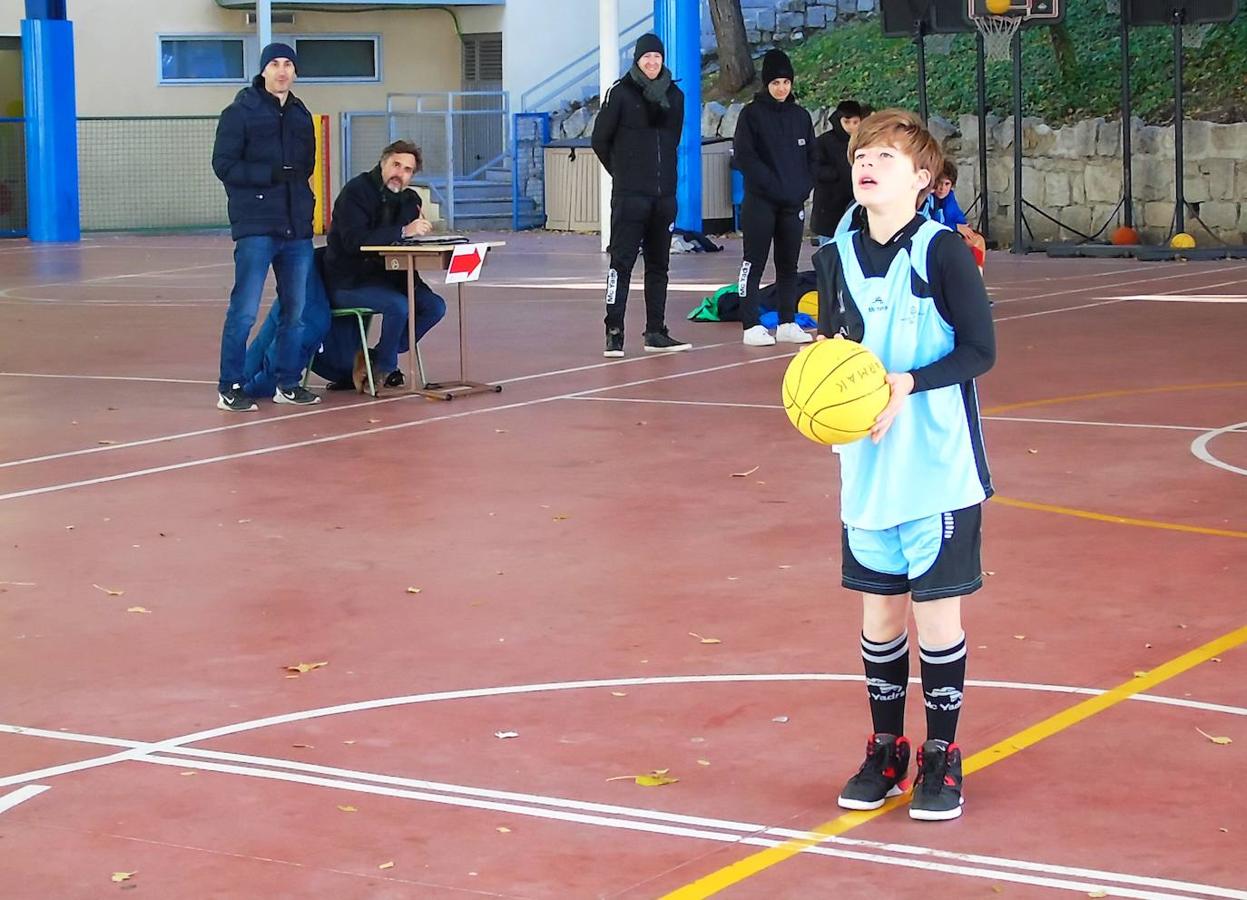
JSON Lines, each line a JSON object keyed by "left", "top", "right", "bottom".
{"left": 848, "top": 108, "right": 944, "bottom": 209}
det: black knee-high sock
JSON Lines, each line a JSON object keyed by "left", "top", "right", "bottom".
{"left": 920, "top": 633, "right": 967, "bottom": 744}
{"left": 861, "top": 631, "right": 909, "bottom": 737}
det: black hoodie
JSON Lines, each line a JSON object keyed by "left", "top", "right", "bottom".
{"left": 811, "top": 111, "right": 854, "bottom": 235}
{"left": 731, "top": 90, "right": 816, "bottom": 210}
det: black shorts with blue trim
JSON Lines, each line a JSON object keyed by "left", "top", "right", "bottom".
{"left": 841, "top": 504, "right": 983, "bottom": 602}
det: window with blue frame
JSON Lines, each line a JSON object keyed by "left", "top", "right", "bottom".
{"left": 160, "top": 37, "right": 247, "bottom": 83}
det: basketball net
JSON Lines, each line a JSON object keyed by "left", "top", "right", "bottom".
{"left": 973, "top": 14, "right": 1024, "bottom": 63}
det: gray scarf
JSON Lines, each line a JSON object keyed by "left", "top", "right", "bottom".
{"left": 628, "top": 64, "right": 672, "bottom": 110}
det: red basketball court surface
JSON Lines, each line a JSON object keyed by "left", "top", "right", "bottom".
{"left": 1, "top": 231, "right": 1244, "bottom": 898}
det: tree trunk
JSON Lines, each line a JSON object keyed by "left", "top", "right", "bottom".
{"left": 707, "top": 0, "right": 755, "bottom": 99}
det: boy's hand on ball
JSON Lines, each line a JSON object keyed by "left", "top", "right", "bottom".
{"left": 871, "top": 372, "right": 915, "bottom": 443}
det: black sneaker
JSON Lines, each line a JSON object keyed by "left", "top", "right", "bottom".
{"left": 837, "top": 734, "right": 911, "bottom": 810}
{"left": 274, "top": 385, "right": 321, "bottom": 406}
{"left": 604, "top": 329, "right": 624, "bottom": 358}
{"left": 643, "top": 329, "right": 692, "bottom": 352}
{"left": 217, "top": 384, "right": 257, "bottom": 412}
{"left": 909, "top": 739, "right": 964, "bottom": 821}
{"left": 384, "top": 369, "right": 406, "bottom": 388}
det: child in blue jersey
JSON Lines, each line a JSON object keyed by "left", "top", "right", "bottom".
{"left": 811, "top": 109, "right": 995, "bottom": 821}
{"left": 927, "top": 160, "right": 968, "bottom": 227}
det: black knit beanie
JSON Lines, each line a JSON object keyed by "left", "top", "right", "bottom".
{"left": 259, "top": 42, "right": 298, "bottom": 74}
{"left": 633, "top": 33, "right": 665, "bottom": 63}
{"left": 761, "top": 48, "right": 794, "bottom": 84}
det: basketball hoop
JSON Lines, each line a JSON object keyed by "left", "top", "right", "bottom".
{"left": 973, "top": 14, "right": 1024, "bottom": 62}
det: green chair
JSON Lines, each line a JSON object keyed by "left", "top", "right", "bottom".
{"left": 303, "top": 306, "right": 378, "bottom": 397}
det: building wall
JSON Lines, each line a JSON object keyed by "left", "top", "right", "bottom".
{"left": 0, "top": 1, "right": 503, "bottom": 192}
{"left": 503, "top": 0, "right": 651, "bottom": 111}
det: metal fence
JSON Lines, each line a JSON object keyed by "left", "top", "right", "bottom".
{"left": 512, "top": 112, "right": 549, "bottom": 230}
{"left": 0, "top": 118, "right": 27, "bottom": 236}
{"left": 343, "top": 93, "right": 510, "bottom": 229}
{"left": 78, "top": 117, "right": 227, "bottom": 231}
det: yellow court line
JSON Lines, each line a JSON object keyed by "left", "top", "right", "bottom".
{"left": 982, "top": 380, "right": 1247, "bottom": 415}
{"left": 661, "top": 624, "right": 1247, "bottom": 899}
{"left": 991, "top": 495, "right": 1247, "bottom": 540}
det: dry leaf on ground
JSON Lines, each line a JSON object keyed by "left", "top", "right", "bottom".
{"left": 496, "top": 826, "right": 511, "bottom": 833}
{"left": 494, "top": 731, "right": 519, "bottom": 739}
{"left": 337, "top": 805, "right": 358, "bottom": 813}
{"left": 611, "top": 691, "right": 628, "bottom": 697}
{"left": 92, "top": 584, "right": 124, "bottom": 596}
{"left": 378, "top": 861, "right": 395, "bottom": 869}
{"left": 1196, "top": 727, "right": 1233, "bottom": 745}
{"left": 608, "top": 769, "right": 679, "bottom": 786}
{"left": 772, "top": 716, "right": 790, "bottom": 724}
{"left": 689, "top": 632, "right": 722, "bottom": 644}
{"left": 1133, "top": 670, "right": 1149, "bottom": 677}
{"left": 125, "top": 607, "right": 151, "bottom": 614}
{"left": 406, "top": 587, "right": 422, "bottom": 594}
{"left": 110, "top": 873, "right": 136, "bottom": 883}
{"left": 284, "top": 661, "right": 328, "bottom": 674}
{"left": 731, "top": 465, "right": 760, "bottom": 478}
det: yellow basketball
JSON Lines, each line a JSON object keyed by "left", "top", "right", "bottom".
{"left": 797, "top": 289, "right": 819, "bottom": 318}
{"left": 1170, "top": 232, "right": 1196, "bottom": 249}
{"left": 782, "top": 339, "right": 889, "bottom": 445}
{"left": 985, "top": 0, "right": 1012, "bottom": 13}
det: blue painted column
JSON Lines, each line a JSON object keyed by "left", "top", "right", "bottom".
{"left": 22, "top": 1, "right": 80, "bottom": 242}
{"left": 654, "top": 0, "right": 702, "bottom": 233}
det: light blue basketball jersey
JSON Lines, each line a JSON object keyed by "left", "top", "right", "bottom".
{"left": 832, "top": 219, "right": 990, "bottom": 530}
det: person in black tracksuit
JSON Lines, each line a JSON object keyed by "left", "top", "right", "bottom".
{"left": 732, "top": 49, "right": 816, "bottom": 347}
{"left": 591, "top": 33, "right": 691, "bottom": 358}
{"left": 811, "top": 100, "right": 864, "bottom": 243}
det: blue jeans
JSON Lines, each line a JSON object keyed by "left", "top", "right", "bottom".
{"left": 219, "top": 236, "right": 312, "bottom": 392}
{"left": 330, "top": 281, "right": 446, "bottom": 374}
{"left": 242, "top": 258, "right": 332, "bottom": 398}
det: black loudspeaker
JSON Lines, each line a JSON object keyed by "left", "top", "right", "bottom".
{"left": 880, "top": 0, "right": 974, "bottom": 36}
{"left": 1124, "top": 0, "right": 1239, "bottom": 25}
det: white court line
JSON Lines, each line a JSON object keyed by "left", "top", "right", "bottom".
{"left": 0, "top": 785, "right": 50, "bottom": 816}
{"left": 0, "top": 372, "right": 215, "bottom": 386}
{"left": 992, "top": 298, "right": 1128, "bottom": 320}
{"left": 993, "top": 263, "right": 1247, "bottom": 305}
{"left": 2, "top": 675, "right": 1243, "bottom": 898}
{"left": 0, "top": 342, "right": 741, "bottom": 471}
{"left": 1116, "top": 294, "right": 1247, "bottom": 303}
{"left": 0, "top": 354, "right": 788, "bottom": 500}
{"left": 0, "top": 289, "right": 1202, "bottom": 495}
{"left": 3, "top": 673, "right": 1243, "bottom": 790}
{"left": 1191, "top": 421, "right": 1247, "bottom": 478}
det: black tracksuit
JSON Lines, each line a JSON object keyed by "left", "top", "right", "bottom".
{"left": 811, "top": 111, "right": 854, "bottom": 237}
{"left": 732, "top": 91, "right": 816, "bottom": 329}
{"left": 591, "top": 72, "right": 684, "bottom": 334}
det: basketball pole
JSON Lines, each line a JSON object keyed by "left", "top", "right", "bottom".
{"left": 1010, "top": 25, "right": 1024, "bottom": 254}
{"left": 914, "top": 23, "right": 929, "bottom": 123}
{"left": 1119, "top": 10, "right": 1134, "bottom": 230}
{"left": 1170, "top": 7, "right": 1186, "bottom": 237}
{"left": 975, "top": 30, "right": 990, "bottom": 241}
{"left": 599, "top": 0, "right": 618, "bottom": 253}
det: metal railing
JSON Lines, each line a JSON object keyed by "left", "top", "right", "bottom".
{"left": 519, "top": 12, "right": 654, "bottom": 112}
{"left": 0, "top": 118, "right": 25, "bottom": 237}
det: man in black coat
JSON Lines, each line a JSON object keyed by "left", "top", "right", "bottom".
{"left": 212, "top": 42, "right": 319, "bottom": 411}
{"left": 323, "top": 140, "right": 446, "bottom": 388}
{"left": 591, "top": 33, "right": 691, "bottom": 357}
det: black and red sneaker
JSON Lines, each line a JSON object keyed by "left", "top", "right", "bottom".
{"left": 910, "top": 739, "right": 964, "bottom": 821}
{"left": 837, "top": 734, "right": 911, "bottom": 810}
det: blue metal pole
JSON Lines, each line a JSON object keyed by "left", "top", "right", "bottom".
{"left": 22, "top": 6, "right": 79, "bottom": 242}
{"left": 654, "top": 0, "right": 702, "bottom": 233}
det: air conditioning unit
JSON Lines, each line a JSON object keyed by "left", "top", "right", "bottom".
{"left": 246, "top": 12, "right": 295, "bottom": 24}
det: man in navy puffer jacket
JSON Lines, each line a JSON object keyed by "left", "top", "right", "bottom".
{"left": 211, "top": 42, "right": 319, "bottom": 411}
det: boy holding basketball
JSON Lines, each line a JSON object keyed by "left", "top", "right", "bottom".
{"left": 812, "top": 109, "right": 995, "bottom": 821}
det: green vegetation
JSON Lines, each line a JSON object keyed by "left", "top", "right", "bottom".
{"left": 715, "top": 4, "right": 1247, "bottom": 125}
